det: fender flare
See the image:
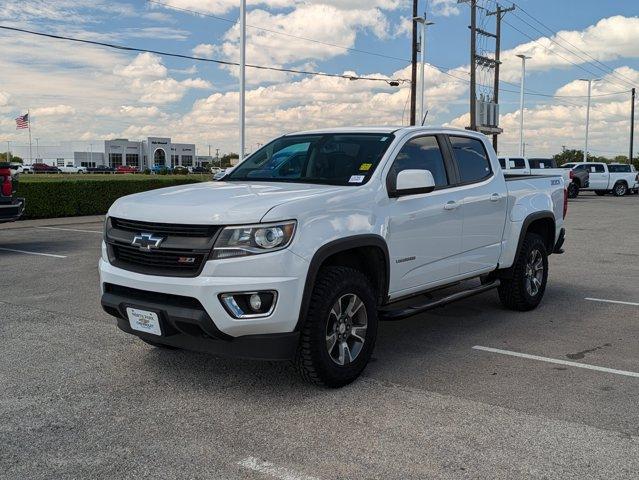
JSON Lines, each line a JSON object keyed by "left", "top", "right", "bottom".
{"left": 295, "top": 234, "right": 390, "bottom": 331}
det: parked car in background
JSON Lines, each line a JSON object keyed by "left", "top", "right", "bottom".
{"left": 173, "top": 166, "right": 189, "bottom": 175}
{"left": 0, "top": 163, "right": 25, "bottom": 223}
{"left": 9, "top": 163, "right": 24, "bottom": 175}
{"left": 58, "top": 164, "right": 87, "bottom": 174}
{"left": 116, "top": 165, "right": 138, "bottom": 174}
{"left": 212, "top": 169, "right": 227, "bottom": 180}
{"left": 190, "top": 166, "right": 210, "bottom": 174}
{"left": 100, "top": 127, "right": 567, "bottom": 387}
{"left": 498, "top": 156, "right": 588, "bottom": 198}
{"left": 151, "top": 165, "right": 172, "bottom": 174}
{"left": 87, "top": 165, "right": 116, "bottom": 174}
{"left": 567, "top": 162, "right": 639, "bottom": 196}
{"left": 31, "top": 163, "right": 61, "bottom": 174}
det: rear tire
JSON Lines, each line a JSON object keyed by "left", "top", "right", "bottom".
{"left": 613, "top": 182, "right": 628, "bottom": 197}
{"left": 595, "top": 191, "right": 606, "bottom": 196}
{"left": 567, "top": 183, "right": 579, "bottom": 199}
{"left": 498, "top": 233, "right": 548, "bottom": 312}
{"left": 295, "top": 266, "right": 378, "bottom": 388}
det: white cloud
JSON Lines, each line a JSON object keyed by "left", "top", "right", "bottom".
{"left": 32, "top": 105, "right": 76, "bottom": 116}
{"left": 114, "top": 52, "right": 168, "bottom": 79}
{"left": 430, "top": 0, "right": 460, "bottom": 17}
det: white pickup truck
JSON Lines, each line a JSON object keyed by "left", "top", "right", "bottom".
{"left": 58, "top": 164, "right": 87, "bottom": 174}
{"left": 100, "top": 127, "right": 567, "bottom": 387}
{"left": 563, "top": 162, "right": 638, "bottom": 196}
{"left": 499, "top": 156, "right": 588, "bottom": 198}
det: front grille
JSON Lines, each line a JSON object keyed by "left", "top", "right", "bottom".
{"left": 111, "top": 244, "right": 206, "bottom": 275}
{"left": 111, "top": 217, "right": 217, "bottom": 237}
{"left": 106, "top": 217, "right": 221, "bottom": 277}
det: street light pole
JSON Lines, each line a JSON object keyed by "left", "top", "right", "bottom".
{"left": 580, "top": 78, "right": 601, "bottom": 162}
{"left": 239, "top": 0, "right": 246, "bottom": 160}
{"left": 516, "top": 54, "right": 531, "bottom": 156}
{"left": 414, "top": 15, "right": 434, "bottom": 125}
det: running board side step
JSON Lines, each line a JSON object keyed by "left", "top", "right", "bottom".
{"left": 379, "top": 280, "right": 500, "bottom": 321}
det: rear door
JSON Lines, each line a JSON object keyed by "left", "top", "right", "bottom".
{"left": 447, "top": 135, "right": 508, "bottom": 275}
{"left": 586, "top": 163, "right": 608, "bottom": 189}
{"left": 385, "top": 134, "right": 464, "bottom": 294}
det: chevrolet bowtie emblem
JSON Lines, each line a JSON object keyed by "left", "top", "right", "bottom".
{"left": 131, "top": 233, "right": 165, "bottom": 251}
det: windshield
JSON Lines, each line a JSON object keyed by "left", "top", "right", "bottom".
{"left": 226, "top": 133, "right": 395, "bottom": 186}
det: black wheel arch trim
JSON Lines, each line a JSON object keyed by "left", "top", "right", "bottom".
{"left": 295, "top": 234, "right": 390, "bottom": 332}
{"left": 499, "top": 212, "right": 556, "bottom": 278}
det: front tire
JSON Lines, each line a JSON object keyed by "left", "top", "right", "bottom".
{"left": 567, "top": 183, "right": 579, "bottom": 199}
{"left": 613, "top": 182, "right": 628, "bottom": 196}
{"left": 295, "top": 266, "right": 378, "bottom": 388}
{"left": 498, "top": 233, "right": 548, "bottom": 311}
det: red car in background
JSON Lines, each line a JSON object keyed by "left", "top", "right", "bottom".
{"left": 116, "top": 165, "right": 138, "bottom": 174}
{"left": 0, "top": 163, "right": 25, "bottom": 223}
{"left": 31, "top": 163, "right": 60, "bottom": 173}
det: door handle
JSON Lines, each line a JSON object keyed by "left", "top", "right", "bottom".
{"left": 444, "top": 201, "right": 459, "bottom": 211}
{"left": 490, "top": 193, "right": 502, "bottom": 202}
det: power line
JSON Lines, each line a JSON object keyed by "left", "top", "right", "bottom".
{"left": 147, "top": 0, "right": 412, "bottom": 65}
{"left": 507, "top": 0, "right": 637, "bottom": 88}
{"left": 0, "top": 25, "right": 410, "bottom": 84}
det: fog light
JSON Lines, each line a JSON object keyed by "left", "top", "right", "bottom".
{"left": 219, "top": 291, "right": 277, "bottom": 319}
{"left": 249, "top": 293, "right": 262, "bottom": 311}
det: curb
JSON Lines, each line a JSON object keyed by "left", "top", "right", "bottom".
{"left": 1, "top": 215, "right": 105, "bottom": 230}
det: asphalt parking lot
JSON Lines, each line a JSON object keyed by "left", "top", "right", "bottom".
{"left": 1, "top": 193, "right": 638, "bottom": 480}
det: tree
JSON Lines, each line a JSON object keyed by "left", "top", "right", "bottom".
{"left": 553, "top": 149, "right": 583, "bottom": 165}
{"left": 0, "top": 152, "right": 23, "bottom": 163}
{"left": 220, "top": 153, "right": 239, "bottom": 168}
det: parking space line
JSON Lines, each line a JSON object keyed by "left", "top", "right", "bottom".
{"left": 473, "top": 346, "right": 639, "bottom": 378}
{"left": 36, "top": 226, "right": 102, "bottom": 234}
{"left": 238, "top": 457, "right": 320, "bottom": 480}
{"left": 585, "top": 297, "right": 639, "bottom": 307}
{"left": 0, "top": 247, "right": 67, "bottom": 258}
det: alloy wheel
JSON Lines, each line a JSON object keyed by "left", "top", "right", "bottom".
{"left": 524, "top": 249, "right": 544, "bottom": 297}
{"left": 325, "top": 293, "right": 368, "bottom": 366}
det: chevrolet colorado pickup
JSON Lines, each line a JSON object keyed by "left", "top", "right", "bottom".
{"left": 0, "top": 163, "right": 24, "bottom": 223}
{"left": 100, "top": 127, "right": 567, "bottom": 387}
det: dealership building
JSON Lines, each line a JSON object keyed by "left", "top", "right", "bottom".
{"left": 74, "top": 137, "right": 199, "bottom": 169}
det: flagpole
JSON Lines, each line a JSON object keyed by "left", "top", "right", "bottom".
{"left": 28, "top": 109, "right": 33, "bottom": 164}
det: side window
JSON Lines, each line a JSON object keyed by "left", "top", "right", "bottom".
{"left": 591, "top": 164, "right": 605, "bottom": 173}
{"left": 511, "top": 158, "right": 526, "bottom": 169}
{"left": 449, "top": 136, "right": 492, "bottom": 183}
{"left": 498, "top": 158, "right": 506, "bottom": 169}
{"left": 389, "top": 136, "right": 449, "bottom": 187}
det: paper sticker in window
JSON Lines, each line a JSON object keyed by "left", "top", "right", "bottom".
{"left": 349, "top": 175, "right": 365, "bottom": 183}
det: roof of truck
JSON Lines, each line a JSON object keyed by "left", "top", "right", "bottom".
{"left": 286, "top": 126, "right": 479, "bottom": 137}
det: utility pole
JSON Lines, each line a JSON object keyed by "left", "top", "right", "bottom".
{"left": 516, "top": 54, "right": 531, "bottom": 156}
{"left": 630, "top": 87, "right": 635, "bottom": 165}
{"left": 488, "top": 3, "right": 515, "bottom": 151}
{"left": 239, "top": 0, "right": 247, "bottom": 159}
{"left": 580, "top": 78, "right": 600, "bottom": 162}
{"left": 409, "top": 0, "right": 419, "bottom": 126}
{"left": 469, "top": 0, "right": 477, "bottom": 131}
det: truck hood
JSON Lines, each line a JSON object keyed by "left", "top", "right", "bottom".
{"left": 108, "top": 181, "right": 349, "bottom": 224}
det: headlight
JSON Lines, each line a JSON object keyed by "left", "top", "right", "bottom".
{"left": 211, "top": 220, "right": 296, "bottom": 259}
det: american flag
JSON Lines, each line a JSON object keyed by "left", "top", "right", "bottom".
{"left": 15, "top": 113, "right": 29, "bottom": 129}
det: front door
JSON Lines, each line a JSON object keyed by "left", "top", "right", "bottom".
{"left": 447, "top": 135, "right": 508, "bottom": 275}
{"left": 587, "top": 163, "right": 608, "bottom": 189}
{"left": 386, "top": 135, "right": 464, "bottom": 296}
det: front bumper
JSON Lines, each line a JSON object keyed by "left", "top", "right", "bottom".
{"left": 99, "top": 246, "right": 309, "bottom": 357}
{"left": 0, "top": 198, "right": 25, "bottom": 223}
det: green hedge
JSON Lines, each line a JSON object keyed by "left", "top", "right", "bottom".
{"left": 16, "top": 177, "right": 205, "bottom": 219}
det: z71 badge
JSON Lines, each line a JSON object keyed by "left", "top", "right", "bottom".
{"left": 551, "top": 179, "right": 561, "bottom": 186}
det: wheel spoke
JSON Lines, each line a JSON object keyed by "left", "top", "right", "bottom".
{"left": 345, "top": 295, "right": 364, "bottom": 319}
{"left": 350, "top": 326, "right": 367, "bottom": 342}
{"left": 326, "top": 332, "right": 337, "bottom": 353}
{"left": 338, "top": 341, "right": 352, "bottom": 365}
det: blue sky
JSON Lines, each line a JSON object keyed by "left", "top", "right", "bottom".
{"left": 0, "top": 0, "right": 637, "bottom": 158}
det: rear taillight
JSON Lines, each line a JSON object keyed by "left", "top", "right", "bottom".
{"left": 569, "top": 170, "right": 575, "bottom": 180}
{"left": 1, "top": 174, "right": 12, "bottom": 197}
{"left": 563, "top": 188, "right": 569, "bottom": 219}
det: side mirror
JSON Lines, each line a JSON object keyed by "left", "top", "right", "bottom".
{"left": 390, "top": 169, "right": 436, "bottom": 197}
